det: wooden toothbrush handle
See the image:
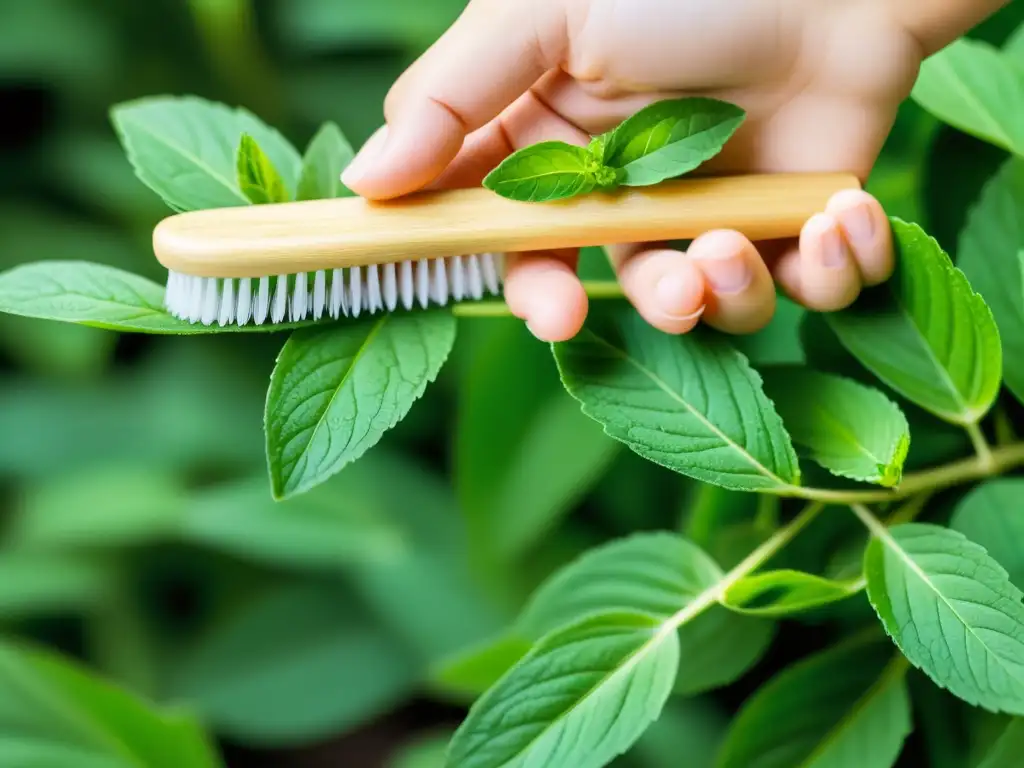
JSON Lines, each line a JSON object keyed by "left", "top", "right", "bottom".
{"left": 154, "top": 172, "right": 861, "bottom": 277}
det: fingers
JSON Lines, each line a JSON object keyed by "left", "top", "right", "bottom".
{"left": 341, "top": 0, "right": 567, "bottom": 199}
{"left": 611, "top": 246, "right": 707, "bottom": 335}
{"left": 503, "top": 250, "right": 587, "bottom": 342}
{"left": 826, "top": 189, "right": 893, "bottom": 286}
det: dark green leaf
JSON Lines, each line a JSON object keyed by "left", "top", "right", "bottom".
{"left": 427, "top": 634, "right": 532, "bottom": 701}
{"left": 236, "top": 133, "right": 289, "bottom": 204}
{"left": 959, "top": 159, "right": 1024, "bottom": 405}
{"left": 553, "top": 303, "right": 800, "bottom": 491}
{"left": 911, "top": 38, "right": 1024, "bottom": 155}
{"left": 389, "top": 732, "right": 451, "bottom": 768}
{"left": 446, "top": 612, "right": 679, "bottom": 768}
{"left": 721, "top": 569, "right": 863, "bottom": 617}
{"left": 717, "top": 639, "right": 911, "bottom": 768}
{"left": 111, "top": 95, "right": 301, "bottom": 211}
{"left": 761, "top": 368, "right": 910, "bottom": 487}
{"left": 483, "top": 142, "right": 596, "bottom": 202}
{"left": 951, "top": 479, "right": 1024, "bottom": 590}
{"left": 169, "top": 585, "right": 418, "bottom": 746}
{"left": 864, "top": 523, "right": 1024, "bottom": 714}
{"left": 602, "top": 97, "right": 745, "bottom": 186}
{"left": 672, "top": 606, "right": 775, "bottom": 696}
{"left": 0, "top": 640, "right": 222, "bottom": 768}
{"left": 826, "top": 219, "right": 1002, "bottom": 424}
{"left": 296, "top": 121, "right": 355, "bottom": 200}
{"left": 978, "top": 719, "right": 1024, "bottom": 768}
{"left": 630, "top": 699, "right": 729, "bottom": 768}
{"left": 265, "top": 311, "right": 456, "bottom": 499}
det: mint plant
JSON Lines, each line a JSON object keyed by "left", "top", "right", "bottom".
{"left": 1, "top": 25, "right": 1024, "bottom": 766}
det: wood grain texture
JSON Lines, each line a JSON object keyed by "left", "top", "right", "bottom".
{"left": 154, "top": 173, "right": 860, "bottom": 277}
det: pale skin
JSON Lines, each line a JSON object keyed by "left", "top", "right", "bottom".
{"left": 342, "top": 0, "right": 1010, "bottom": 342}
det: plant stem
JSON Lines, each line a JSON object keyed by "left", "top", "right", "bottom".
{"left": 452, "top": 281, "right": 624, "bottom": 318}
{"left": 780, "top": 441, "right": 1024, "bottom": 505}
{"left": 850, "top": 503, "right": 890, "bottom": 539}
{"left": 965, "top": 421, "right": 995, "bottom": 471}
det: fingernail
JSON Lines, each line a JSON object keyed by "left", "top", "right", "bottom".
{"left": 840, "top": 203, "right": 874, "bottom": 246}
{"left": 820, "top": 223, "right": 848, "bottom": 268}
{"left": 656, "top": 272, "right": 704, "bottom": 320}
{"left": 341, "top": 126, "right": 390, "bottom": 187}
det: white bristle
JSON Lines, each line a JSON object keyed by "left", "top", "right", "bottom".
{"left": 164, "top": 253, "right": 505, "bottom": 327}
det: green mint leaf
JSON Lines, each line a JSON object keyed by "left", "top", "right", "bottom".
{"left": 978, "top": 719, "right": 1024, "bottom": 768}
{"left": 602, "top": 97, "right": 745, "bottom": 186}
{"left": 721, "top": 569, "right": 863, "bottom": 618}
{"left": 516, "top": 532, "right": 774, "bottom": 697}
{"left": 826, "top": 219, "right": 1002, "bottom": 425}
{"left": 456, "top": 319, "right": 618, "bottom": 562}
{"left": 864, "top": 523, "right": 1024, "bottom": 714}
{"left": 446, "top": 611, "right": 679, "bottom": 768}
{"left": 0, "top": 639, "right": 222, "bottom": 768}
{"left": 265, "top": 311, "right": 456, "bottom": 499}
{"left": 553, "top": 303, "right": 801, "bottom": 491}
{"left": 1008, "top": 22, "right": 1024, "bottom": 64}
{"left": 390, "top": 733, "right": 451, "bottom": 768}
{"left": 761, "top": 367, "right": 911, "bottom": 487}
{"left": 182, "top": 476, "right": 404, "bottom": 572}
{"left": 717, "top": 639, "right": 911, "bottom": 768}
{"left": 959, "top": 159, "right": 1024, "bottom": 406}
{"left": 169, "top": 585, "right": 418, "bottom": 746}
{"left": 951, "top": 479, "right": 1024, "bottom": 591}
{"left": 483, "top": 141, "right": 596, "bottom": 201}
{"left": 236, "top": 133, "right": 289, "bottom": 204}
{"left": 111, "top": 95, "right": 301, "bottom": 212}
{"left": 911, "top": 38, "right": 1024, "bottom": 155}
{"left": 0, "top": 262, "right": 322, "bottom": 335}
{"left": 297, "top": 121, "right": 356, "bottom": 201}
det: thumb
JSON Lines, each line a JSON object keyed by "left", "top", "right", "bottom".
{"left": 341, "top": 0, "right": 566, "bottom": 200}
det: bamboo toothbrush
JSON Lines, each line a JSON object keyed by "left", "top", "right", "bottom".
{"left": 153, "top": 172, "right": 860, "bottom": 327}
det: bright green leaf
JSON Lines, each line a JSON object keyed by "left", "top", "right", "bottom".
{"left": 235, "top": 133, "right": 289, "bottom": 204}
{"left": 1007, "top": 22, "right": 1024, "bottom": 64}
{"left": 297, "top": 121, "right": 355, "bottom": 200}
{"left": 169, "top": 585, "right": 418, "bottom": 746}
{"left": 428, "top": 634, "right": 532, "bottom": 701}
{"left": 0, "top": 640, "right": 222, "bottom": 768}
{"left": 864, "top": 523, "right": 1024, "bottom": 714}
{"left": 0, "top": 552, "right": 112, "bottom": 619}
{"left": 978, "top": 718, "right": 1024, "bottom": 768}
{"left": 265, "top": 311, "right": 456, "bottom": 499}
{"left": 553, "top": 303, "right": 800, "bottom": 491}
{"left": 959, "top": 159, "right": 1024, "bottom": 405}
{"left": 111, "top": 95, "right": 301, "bottom": 211}
{"left": 717, "top": 638, "right": 911, "bottom": 768}
{"left": 721, "top": 569, "right": 863, "bottom": 618}
{"left": 951, "top": 479, "right": 1024, "bottom": 591}
{"left": 483, "top": 142, "right": 598, "bottom": 202}
{"left": 446, "top": 611, "right": 679, "bottom": 768}
{"left": 181, "top": 475, "right": 405, "bottom": 571}
{"left": 761, "top": 368, "right": 910, "bottom": 487}
{"left": 602, "top": 97, "right": 745, "bottom": 186}
{"left": 0, "top": 262, "right": 322, "bottom": 335}
{"left": 911, "top": 38, "right": 1024, "bottom": 155}
{"left": 390, "top": 732, "right": 451, "bottom": 768}
{"left": 826, "top": 219, "right": 1002, "bottom": 425}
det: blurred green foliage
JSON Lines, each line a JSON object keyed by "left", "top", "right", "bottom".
{"left": 2, "top": 1, "right": 1024, "bottom": 766}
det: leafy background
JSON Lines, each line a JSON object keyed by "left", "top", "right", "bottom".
{"left": 2, "top": 1, "right": 1024, "bottom": 767}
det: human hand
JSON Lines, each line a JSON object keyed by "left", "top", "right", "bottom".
{"left": 341, "top": 0, "right": 928, "bottom": 342}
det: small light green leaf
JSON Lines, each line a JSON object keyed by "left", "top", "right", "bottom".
{"left": 864, "top": 523, "right": 1024, "bottom": 714}
{"left": 169, "top": 585, "right": 418, "bottom": 747}
{"left": 0, "top": 552, "right": 112, "bottom": 619}
{"left": 721, "top": 569, "right": 863, "bottom": 618}
{"left": 265, "top": 311, "right": 456, "bottom": 499}
{"left": 951, "top": 479, "right": 1024, "bottom": 591}
{"left": 0, "top": 262, "right": 321, "bottom": 335}
{"left": 446, "top": 611, "right": 679, "bottom": 768}
{"left": 959, "top": 159, "right": 1024, "bottom": 405}
{"left": 182, "top": 475, "right": 405, "bottom": 572}
{"left": 717, "top": 639, "right": 911, "bottom": 768}
{"left": 235, "top": 133, "right": 289, "bottom": 204}
{"left": 761, "top": 368, "right": 910, "bottom": 487}
{"left": 0, "top": 640, "right": 222, "bottom": 768}
{"left": 483, "top": 141, "right": 597, "bottom": 202}
{"left": 978, "top": 718, "right": 1024, "bottom": 768}
{"left": 390, "top": 732, "right": 451, "bottom": 768}
{"left": 602, "top": 97, "right": 745, "bottom": 186}
{"left": 297, "top": 121, "right": 355, "bottom": 200}
{"left": 826, "top": 219, "right": 1002, "bottom": 425}
{"left": 111, "top": 95, "right": 301, "bottom": 211}
{"left": 428, "top": 634, "right": 532, "bottom": 701}
{"left": 553, "top": 303, "right": 800, "bottom": 491}
{"left": 911, "top": 38, "right": 1024, "bottom": 155}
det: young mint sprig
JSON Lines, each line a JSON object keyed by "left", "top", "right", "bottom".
{"left": 483, "top": 96, "right": 746, "bottom": 203}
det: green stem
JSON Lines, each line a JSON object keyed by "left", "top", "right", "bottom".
{"left": 452, "top": 281, "right": 624, "bottom": 318}
{"left": 965, "top": 421, "right": 995, "bottom": 471}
